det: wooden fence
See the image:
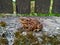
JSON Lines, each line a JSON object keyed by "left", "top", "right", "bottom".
{"left": 0, "top": 0, "right": 60, "bottom": 14}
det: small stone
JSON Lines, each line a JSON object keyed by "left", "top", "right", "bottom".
{"left": 22, "top": 32, "right": 27, "bottom": 36}
{"left": 56, "top": 27, "right": 60, "bottom": 30}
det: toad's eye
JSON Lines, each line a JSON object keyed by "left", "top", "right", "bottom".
{"left": 26, "top": 20, "right": 28, "bottom": 21}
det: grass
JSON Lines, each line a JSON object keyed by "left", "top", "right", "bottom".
{"left": 0, "top": 13, "right": 60, "bottom": 17}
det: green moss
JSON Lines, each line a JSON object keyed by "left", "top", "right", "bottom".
{"left": 41, "top": 34, "right": 60, "bottom": 45}
{"left": 0, "top": 37, "right": 8, "bottom": 45}
{"left": 0, "top": 21, "right": 7, "bottom": 27}
{"left": 14, "top": 31, "right": 40, "bottom": 45}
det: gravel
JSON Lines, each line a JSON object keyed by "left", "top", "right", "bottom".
{"left": 0, "top": 16, "right": 60, "bottom": 45}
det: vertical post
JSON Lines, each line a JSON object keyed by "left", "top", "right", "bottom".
{"left": 49, "top": 0, "right": 53, "bottom": 14}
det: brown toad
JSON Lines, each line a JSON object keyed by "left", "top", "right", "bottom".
{"left": 19, "top": 17, "right": 43, "bottom": 32}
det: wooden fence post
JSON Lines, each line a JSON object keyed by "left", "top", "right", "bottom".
{"left": 0, "top": 0, "right": 13, "bottom": 13}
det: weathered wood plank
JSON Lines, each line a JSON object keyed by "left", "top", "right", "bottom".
{"left": 16, "top": 0, "right": 30, "bottom": 14}
{"left": 35, "top": 0, "right": 50, "bottom": 13}
{"left": 0, "top": 0, "right": 13, "bottom": 13}
{"left": 52, "top": 0, "right": 60, "bottom": 13}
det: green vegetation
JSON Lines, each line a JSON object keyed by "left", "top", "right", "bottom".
{"left": 0, "top": 33, "right": 8, "bottom": 45}
{"left": 14, "top": 31, "right": 40, "bottom": 45}
{"left": 0, "top": 38, "right": 8, "bottom": 45}
{"left": 0, "top": 21, "right": 7, "bottom": 27}
{"left": 41, "top": 33, "right": 60, "bottom": 45}
{"left": 13, "top": 29, "right": 60, "bottom": 45}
